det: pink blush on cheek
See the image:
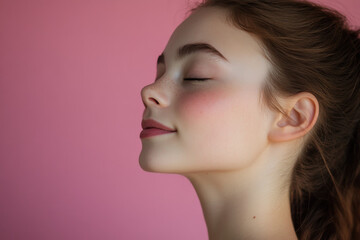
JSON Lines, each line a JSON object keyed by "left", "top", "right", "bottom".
{"left": 177, "top": 85, "right": 263, "bottom": 133}
{"left": 178, "top": 88, "right": 231, "bottom": 120}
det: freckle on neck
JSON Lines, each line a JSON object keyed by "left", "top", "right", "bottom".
{"left": 253, "top": 216, "right": 256, "bottom": 219}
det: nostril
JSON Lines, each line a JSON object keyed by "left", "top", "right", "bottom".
{"left": 150, "top": 97, "right": 159, "bottom": 104}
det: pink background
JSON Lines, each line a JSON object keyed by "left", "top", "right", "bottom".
{"left": 0, "top": 0, "right": 358, "bottom": 239}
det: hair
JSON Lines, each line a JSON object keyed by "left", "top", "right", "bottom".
{"left": 191, "top": 0, "right": 360, "bottom": 239}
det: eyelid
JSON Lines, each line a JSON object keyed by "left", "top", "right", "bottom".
{"left": 183, "top": 78, "right": 210, "bottom": 81}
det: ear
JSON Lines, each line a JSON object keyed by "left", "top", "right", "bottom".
{"left": 268, "top": 92, "right": 319, "bottom": 142}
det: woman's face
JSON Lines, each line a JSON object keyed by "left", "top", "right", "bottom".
{"left": 140, "top": 7, "right": 275, "bottom": 174}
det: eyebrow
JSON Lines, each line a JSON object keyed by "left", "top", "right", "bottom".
{"left": 157, "top": 43, "right": 228, "bottom": 64}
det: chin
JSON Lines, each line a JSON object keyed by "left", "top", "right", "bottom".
{"left": 138, "top": 152, "right": 190, "bottom": 174}
{"left": 139, "top": 152, "right": 171, "bottom": 173}
{"left": 139, "top": 152, "right": 157, "bottom": 172}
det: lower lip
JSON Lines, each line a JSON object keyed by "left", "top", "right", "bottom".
{"left": 140, "top": 128, "right": 176, "bottom": 139}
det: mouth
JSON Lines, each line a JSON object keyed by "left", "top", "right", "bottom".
{"left": 141, "top": 119, "right": 176, "bottom": 132}
{"left": 140, "top": 119, "right": 177, "bottom": 139}
{"left": 140, "top": 128, "right": 177, "bottom": 139}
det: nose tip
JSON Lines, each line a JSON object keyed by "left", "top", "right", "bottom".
{"left": 141, "top": 84, "right": 164, "bottom": 108}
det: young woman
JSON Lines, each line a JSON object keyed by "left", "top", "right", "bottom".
{"left": 139, "top": 0, "right": 360, "bottom": 239}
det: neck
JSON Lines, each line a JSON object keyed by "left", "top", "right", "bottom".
{"left": 184, "top": 153, "right": 298, "bottom": 240}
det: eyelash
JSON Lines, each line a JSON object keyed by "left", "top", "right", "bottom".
{"left": 183, "top": 78, "right": 210, "bottom": 81}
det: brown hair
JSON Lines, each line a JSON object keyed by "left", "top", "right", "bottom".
{"left": 191, "top": 0, "right": 360, "bottom": 239}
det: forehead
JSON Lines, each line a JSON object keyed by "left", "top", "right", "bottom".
{"left": 163, "top": 7, "right": 266, "bottom": 63}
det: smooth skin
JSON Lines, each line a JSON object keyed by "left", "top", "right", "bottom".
{"left": 140, "top": 7, "right": 318, "bottom": 240}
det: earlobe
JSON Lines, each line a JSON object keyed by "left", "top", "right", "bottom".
{"left": 268, "top": 93, "right": 319, "bottom": 142}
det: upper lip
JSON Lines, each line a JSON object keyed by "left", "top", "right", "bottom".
{"left": 141, "top": 119, "right": 176, "bottom": 131}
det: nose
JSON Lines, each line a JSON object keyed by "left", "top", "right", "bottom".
{"left": 141, "top": 81, "right": 170, "bottom": 108}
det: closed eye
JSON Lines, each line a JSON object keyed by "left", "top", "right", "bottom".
{"left": 183, "top": 78, "right": 210, "bottom": 81}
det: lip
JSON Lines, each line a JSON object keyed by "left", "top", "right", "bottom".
{"left": 140, "top": 119, "right": 177, "bottom": 139}
{"left": 141, "top": 119, "right": 176, "bottom": 131}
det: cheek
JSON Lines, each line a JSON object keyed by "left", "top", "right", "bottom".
{"left": 177, "top": 89, "right": 231, "bottom": 164}
{"left": 178, "top": 88, "right": 226, "bottom": 119}
{"left": 175, "top": 86, "right": 268, "bottom": 169}
{"left": 179, "top": 89, "right": 220, "bottom": 116}
{"left": 178, "top": 86, "right": 261, "bottom": 127}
